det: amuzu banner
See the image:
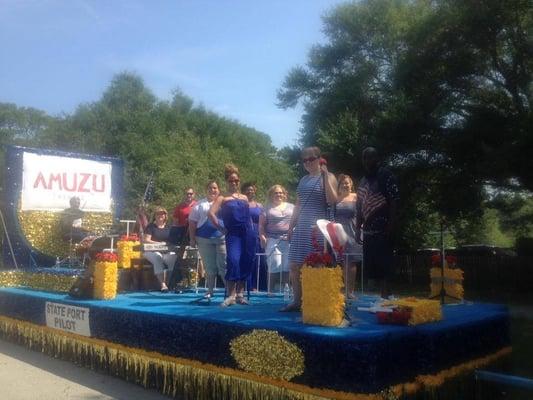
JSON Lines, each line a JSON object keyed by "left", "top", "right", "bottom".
{"left": 21, "top": 152, "right": 113, "bottom": 212}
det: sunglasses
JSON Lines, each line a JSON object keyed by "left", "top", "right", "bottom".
{"left": 273, "top": 192, "right": 284, "bottom": 195}
{"left": 302, "top": 156, "right": 318, "bottom": 163}
{"left": 186, "top": 192, "right": 194, "bottom": 195}
{"left": 228, "top": 179, "right": 240, "bottom": 183}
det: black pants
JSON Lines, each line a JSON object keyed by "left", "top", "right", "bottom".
{"left": 363, "top": 233, "right": 393, "bottom": 280}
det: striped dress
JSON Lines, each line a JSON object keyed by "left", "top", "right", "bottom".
{"left": 288, "top": 174, "right": 327, "bottom": 264}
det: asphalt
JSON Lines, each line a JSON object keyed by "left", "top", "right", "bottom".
{"left": 0, "top": 339, "right": 170, "bottom": 400}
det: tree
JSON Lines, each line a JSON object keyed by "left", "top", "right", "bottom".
{"left": 29, "top": 72, "right": 296, "bottom": 217}
{"left": 0, "top": 102, "right": 56, "bottom": 188}
{"left": 278, "top": 0, "right": 532, "bottom": 248}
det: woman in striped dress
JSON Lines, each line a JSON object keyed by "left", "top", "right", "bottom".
{"left": 282, "top": 146, "right": 338, "bottom": 312}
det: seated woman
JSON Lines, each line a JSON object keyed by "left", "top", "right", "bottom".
{"left": 259, "top": 185, "right": 294, "bottom": 293}
{"left": 143, "top": 207, "right": 178, "bottom": 292}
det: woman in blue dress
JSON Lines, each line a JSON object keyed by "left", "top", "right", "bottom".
{"left": 282, "top": 146, "right": 338, "bottom": 312}
{"left": 242, "top": 181, "right": 266, "bottom": 291}
{"left": 208, "top": 164, "right": 255, "bottom": 306}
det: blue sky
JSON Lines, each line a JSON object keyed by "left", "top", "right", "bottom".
{"left": 0, "top": 0, "right": 342, "bottom": 149}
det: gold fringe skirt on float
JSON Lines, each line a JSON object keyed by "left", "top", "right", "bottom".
{"left": 0, "top": 315, "right": 511, "bottom": 400}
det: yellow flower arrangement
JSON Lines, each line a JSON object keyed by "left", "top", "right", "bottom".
{"left": 301, "top": 266, "right": 345, "bottom": 327}
{"left": 383, "top": 297, "right": 442, "bottom": 326}
{"left": 430, "top": 267, "right": 464, "bottom": 301}
{"left": 93, "top": 253, "right": 118, "bottom": 300}
{"left": 117, "top": 234, "right": 141, "bottom": 269}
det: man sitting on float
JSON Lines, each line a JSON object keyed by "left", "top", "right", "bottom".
{"left": 60, "top": 196, "right": 92, "bottom": 243}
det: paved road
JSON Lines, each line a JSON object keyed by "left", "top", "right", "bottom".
{"left": 0, "top": 339, "right": 170, "bottom": 400}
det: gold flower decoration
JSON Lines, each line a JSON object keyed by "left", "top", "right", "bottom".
{"left": 230, "top": 329, "right": 304, "bottom": 381}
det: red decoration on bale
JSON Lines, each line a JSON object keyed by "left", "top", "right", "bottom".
{"left": 304, "top": 226, "right": 335, "bottom": 267}
{"left": 303, "top": 252, "right": 334, "bottom": 267}
{"left": 376, "top": 308, "right": 412, "bottom": 325}
{"left": 431, "top": 253, "right": 458, "bottom": 268}
{"left": 445, "top": 255, "right": 457, "bottom": 267}
{"left": 119, "top": 234, "right": 140, "bottom": 242}
{"left": 95, "top": 252, "right": 118, "bottom": 262}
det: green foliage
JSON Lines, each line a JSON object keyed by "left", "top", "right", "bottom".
{"left": 278, "top": 0, "right": 532, "bottom": 249}
{"left": 1, "top": 72, "right": 296, "bottom": 218}
{"left": 0, "top": 103, "right": 54, "bottom": 187}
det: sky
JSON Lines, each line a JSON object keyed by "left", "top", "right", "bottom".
{"left": 0, "top": 0, "right": 342, "bottom": 149}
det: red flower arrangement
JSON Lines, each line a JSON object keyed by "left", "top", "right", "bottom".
{"left": 376, "top": 308, "right": 412, "bottom": 325}
{"left": 445, "top": 255, "right": 457, "bottom": 267}
{"left": 304, "top": 227, "right": 335, "bottom": 267}
{"left": 431, "top": 253, "right": 458, "bottom": 267}
{"left": 95, "top": 252, "right": 118, "bottom": 262}
{"left": 119, "top": 234, "right": 140, "bottom": 242}
{"left": 304, "top": 252, "right": 334, "bottom": 267}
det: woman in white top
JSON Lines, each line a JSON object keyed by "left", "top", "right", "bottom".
{"left": 189, "top": 181, "right": 227, "bottom": 298}
{"left": 259, "top": 185, "right": 294, "bottom": 293}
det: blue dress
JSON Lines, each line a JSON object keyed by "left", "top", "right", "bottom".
{"left": 220, "top": 199, "right": 255, "bottom": 281}
{"left": 249, "top": 204, "right": 267, "bottom": 290}
{"left": 288, "top": 175, "right": 327, "bottom": 264}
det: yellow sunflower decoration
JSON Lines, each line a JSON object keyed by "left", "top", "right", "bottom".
{"left": 117, "top": 234, "right": 141, "bottom": 268}
{"left": 301, "top": 266, "right": 345, "bottom": 326}
{"left": 230, "top": 329, "right": 304, "bottom": 381}
{"left": 93, "top": 253, "right": 118, "bottom": 300}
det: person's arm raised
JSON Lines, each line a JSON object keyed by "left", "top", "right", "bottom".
{"left": 321, "top": 164, "right": 338, "bottom": 205}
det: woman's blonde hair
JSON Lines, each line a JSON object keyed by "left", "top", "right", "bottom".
{"left": 152, "top": 206, "right": 168, "bottom": 222}
{"left": 337, "top": 174, "right": 354, "bottom": 192}
{"left": 267, "top": 184, "right": 288, "bottom": 203}
{"left": 224, "top": 163, "right": 239, "bottom": 180}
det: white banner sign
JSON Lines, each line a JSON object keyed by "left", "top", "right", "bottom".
{"left": 21, "top": 152, "right": 113, "bottom": 212}
{"left": 45, "top": 302, "right": 91, "bottom": 337}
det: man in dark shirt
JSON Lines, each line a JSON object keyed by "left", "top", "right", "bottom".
{"left": 60, "top": 196, "right": 91, "bottom": 243}
{"left": 355, "top": 147, "right": 399, "bottom": 298}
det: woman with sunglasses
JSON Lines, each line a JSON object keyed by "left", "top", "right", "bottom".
{"left": 282, "top": 146, "right": 338, "bottom": 312}
{"left": 208, "top": 164, "right": 255, "bottom": 306}
{"left": 143, "top": 207, "right": 178, "bottom": 292}
{"left": 259, "top": 185, "right": 294, "bottom": 293}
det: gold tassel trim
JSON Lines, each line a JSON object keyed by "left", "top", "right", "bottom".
{"left": 0, "top": 315, "right": 511, "bottom": 400}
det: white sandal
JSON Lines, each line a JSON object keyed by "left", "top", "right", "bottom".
{"left": 220, "top": 296, "right": 236, "bottom": 307}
